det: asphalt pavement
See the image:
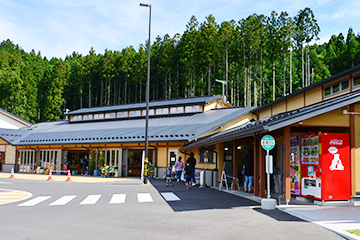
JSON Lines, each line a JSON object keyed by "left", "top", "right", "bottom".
{"left": 0, "top": 172, "right": 358, "bottom": 239}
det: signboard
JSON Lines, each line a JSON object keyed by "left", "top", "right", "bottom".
{"left": 261, "top": 135, "right": 275, "bottom": 151}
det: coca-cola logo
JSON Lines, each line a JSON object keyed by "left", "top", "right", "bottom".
{"left": 330, "top": 139, "right": 343, "bottom": 145}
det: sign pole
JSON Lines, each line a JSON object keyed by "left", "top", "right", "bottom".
{"left": 261, "top": 135, "right": 276, "bottom": 210}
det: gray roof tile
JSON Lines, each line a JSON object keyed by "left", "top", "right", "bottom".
{"left": 0, "top": 107, "right": 255, "bottom": 146}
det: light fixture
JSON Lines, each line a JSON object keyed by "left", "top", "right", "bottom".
{"left": 224, "top": 147, "right": 229, "bottom": 151}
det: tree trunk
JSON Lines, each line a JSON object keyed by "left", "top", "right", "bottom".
{"left": 208, "top": 63, "right": 211, "bottom": 95}
{"left": 260, "top": 46, "right": 263, "bottom": 106}
{"left": 290, "top": 47, "right": 292, "bottom": 94}
{"left": 273, "top": 62, "right": 275, "bottom": 101}
{"left": 283, "top": 50, "right": 286, "bottom": 96}
{"left": 302, "top": 47, "right": 304, "bottom": 88}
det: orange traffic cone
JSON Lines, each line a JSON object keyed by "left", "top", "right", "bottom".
{"left": 47, "top": 169, "right": 53, "bottom": 181}
{"left": 9, "top": 168, "right": 15, "bottom": 178}
{"left": 65, "top": 170, "right": 72, "bottom": 182}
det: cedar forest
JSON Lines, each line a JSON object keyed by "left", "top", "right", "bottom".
{"left": 0, "top": 8, "right": 359, "bottom": 123}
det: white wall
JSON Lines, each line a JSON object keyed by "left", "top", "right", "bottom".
{"left": 0, "top": 113, "right": 28, "bottom": 129}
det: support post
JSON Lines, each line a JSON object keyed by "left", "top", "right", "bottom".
{"left": 233, "top": 140, "right": 238, "bottom": 190}
{"left": 284, "top": 126, "right": 291, "bottom": 203}
{"left": 350, "top": 104, "right": 356, "bottom": 196}
{"left": 254, "top": 137, "right": 259, "bottom": 196}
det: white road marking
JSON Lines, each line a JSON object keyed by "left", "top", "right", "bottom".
{"left": 80, "top": 195, "right": 101, "bottom": 205}
{"left": 18, "top": 196, "right": 51, "bottom": 206}
{"left": 0, "top": 189, "right": 32, "bottom": 205}
{"left": 109, "top": 194, "right": 126, "bottom": 204}
{"left": 137, "top": 193, "right": 153, "bottom": 203}
{"left": 160, "top": 192, "right": 180, "bottom": 201}
{"left": 49, "top": 195, "right": 76, "bottom": 206}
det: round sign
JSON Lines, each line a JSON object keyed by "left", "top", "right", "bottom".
{"left": 261, "top": 135, "right": 275, "bottom": 150}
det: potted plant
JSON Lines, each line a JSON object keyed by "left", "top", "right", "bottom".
{"left": 89, "top": 149, "right": 96, "bottom": 175}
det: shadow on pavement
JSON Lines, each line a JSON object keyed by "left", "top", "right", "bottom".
{"left": 151, "top": 179, "right": 260, "bottom": 212}
{"left": 150, "top": 179, "right": 307, "bottom": 222}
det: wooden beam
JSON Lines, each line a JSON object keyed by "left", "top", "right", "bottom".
{"left": 350, "top": 104, "right": 356, "bottom": 196}
{"left": 254, "top": 137, "right": 259, "bottom": 196}
{"left": 284, "top": 126, "right": 291, "bottom": 202}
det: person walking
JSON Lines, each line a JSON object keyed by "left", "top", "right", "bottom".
{"left": 81, "top": 157, "right": 89, "bottom": 175}
{"left": 186, "top": 152, "right": 197, "bottom": 186}
{"left": 174, "top": 156, "right": 184, "bottom": 184}
{"left": 165, "top": 167, "right": 173, "bottom": 187}
{"left": 184, "top": 162, "right": 193, "bottom": 190}
{"left": 64, "top": 155, "right": 69, "bottom": 174}
{"left": 242, "top": 150, "right": 254, "bottom": 193}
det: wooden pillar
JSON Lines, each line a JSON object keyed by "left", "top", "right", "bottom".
{"left": 259, "top": 138, "right": 265, "bottom": 198}
{"left": 233, "top": 140, "right": 238, "bottom": 190}
{"left": 284, "top": 126, "right": 291, "bottom": 202}
{"left": 254, "top": 138, "right": 259, "bottom": 196}
{"left": 350, "top": 104, "right": 356, "bottom": 196}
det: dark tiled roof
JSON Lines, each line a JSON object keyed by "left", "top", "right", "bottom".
{"left": 68, "top": 95, "right": 223, "bottom": 115}
{"left": 0, "top": 106, "right": 255, "bottom": 146}
{"left": 181, "top": 89, "right": 360, "bottom": 151}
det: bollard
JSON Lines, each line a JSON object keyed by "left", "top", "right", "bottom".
{"left": 199, "top": 170, "right": 205, "bottom": 188}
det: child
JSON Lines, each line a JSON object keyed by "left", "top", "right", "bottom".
{"left": 184, "top": 162, "right": 193, "bottom": 190}
{"left": 166, "top": 167, "right": 173, "bottom": 187}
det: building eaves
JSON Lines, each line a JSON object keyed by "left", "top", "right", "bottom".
{"left": 181, "top": 89, "right": 360, "bottom": 151}
{"left": 0, "top": 108, "right": 32, "bottom": 126}
{"left": 252, "top": 63, "right": 360, "bottom": 113}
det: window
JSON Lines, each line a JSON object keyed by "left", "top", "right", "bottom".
{"left": 83, "top": 114, "right": 92, "bottom": 121}
{"left": 353, "top": 75, "right": 360, "bottom": 88}
{"left": 155, "top": 108, "right": 168, "bottom": 115}
{"left": 117, "top": 111, "right": 127, "bottom": 118}
{"left": 324, "top": 79, "right": 350, "bottom": 98}
{"left": 199, "top": 146, "right": 215, "bottom": 163}
{"left": 105, "top": 112, "right": 115, "bottom": 119}
{"left": 72, "top": 115, "right": 81, "bottom": 121}
{"left": 93, "top": 113, "right": 104, "bottom": 120}
{"left": 142, "top": 109, "right": 154, "bottom": 116}
{"left": 129, "top": 110, "right": 141, "bottom": 117}
{"left": 170, "top": 107, "right": 184, "bottom": 114}
{"left": 185, "top": 105, "right": 203, "bottom": 113}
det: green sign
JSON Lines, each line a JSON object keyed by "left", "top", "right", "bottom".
{"left": 261, "top": 135, "right": 275, "bottom": 150}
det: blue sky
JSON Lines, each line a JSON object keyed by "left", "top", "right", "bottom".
{"left": 0, "top": 0, "right": 358, "bottom": 59}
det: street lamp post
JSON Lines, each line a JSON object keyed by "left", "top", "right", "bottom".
{"left": 140, "top": 2, "right": 151, "bottom": 184}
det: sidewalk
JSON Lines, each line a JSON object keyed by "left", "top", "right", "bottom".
{"left": 223, "top": 189, "right": 360, "bottom": 240}
{"left": 0, "top": 172, "right": 139, "bottom": 183}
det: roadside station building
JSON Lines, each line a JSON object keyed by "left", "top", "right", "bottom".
{"left": 181, "top": 64, "right": 360, "bottom": 203}
{"left": 1, "top": 63, "right": 360, "bottom": 204}
{"left": 0, "top": 95, "right": 255, "bottom": 180}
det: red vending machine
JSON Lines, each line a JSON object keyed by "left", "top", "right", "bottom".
{"left": 301, "top": 132, "right": 350, "bottom": 201}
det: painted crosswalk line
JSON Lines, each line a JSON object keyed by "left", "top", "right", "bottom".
{"left": 49, "top": 195, "right": 77, "bottom": 206}
{"left": 0, "top": 189, "right": 32, "bottom": 205}
{"left": 109, "top": 194, "right": 126, "bottom": 204}
{"left": 18, "top": 196, "right": 51, "bottom": 206}
{"left": 137, "top": 193, "right": 153, "bottom": 202}
{"left": 80, "top": 195, "right": 101, "bottom": 205}
{"left": 160, "top": 192, "right": 180, "bottom": 201}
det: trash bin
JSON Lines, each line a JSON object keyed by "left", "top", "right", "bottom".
{"left": 212, "top": 170, "right": 219, "bottom": 188}
{"left": 274, "top": 174, "right": 281, "bottom": 193}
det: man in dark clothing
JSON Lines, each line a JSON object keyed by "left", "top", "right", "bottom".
{"left": 184, "top": 162, "right": 193, "bottom": 189}
{"left": 186, "top": 152, "right": 196, "bottom": 186}
{"left": 242, "top": 151, "right": 254, "bottom": 193}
